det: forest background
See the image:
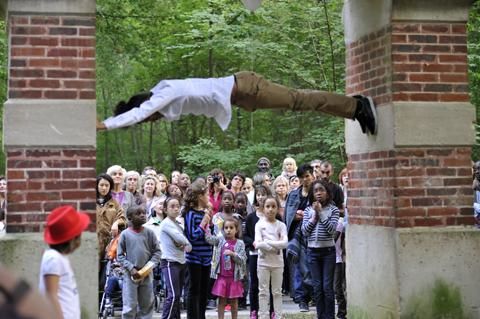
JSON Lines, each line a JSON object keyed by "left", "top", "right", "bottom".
{"left": 0, "top": 0, "right": 479, "bottom": 179}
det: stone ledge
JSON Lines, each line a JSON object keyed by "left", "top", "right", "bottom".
{"left": 346, "top": 102, "right": 475, "bottom": 154}
{"left": 1, "top": 0, "right": 95, "bottom": 15}
{"left": 3, "top": 99, "right": 96, "bottom": 148}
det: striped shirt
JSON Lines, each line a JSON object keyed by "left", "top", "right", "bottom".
{"left": 301, "top": 202, "right": 339, "bottom": 248}
{"left": 184, "top": 208, "right": 213, "bottom": 266}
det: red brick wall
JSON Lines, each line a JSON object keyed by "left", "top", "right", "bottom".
{"left": 346, "top": 26, "right": 391, "bottom": 106}
{"left": 5, "top": 14, "right": 96, "bottom": 233}
{"left": 348, "top": 147, "right": 474, "bottom": 227}
{"left": 391, "top": 22, "right": 469, "bottom": 103}
{"left": 9, "top": 15, "right": 95, "bottom": 99}
{"left": 6, "top": 149, "right": 96, "bottom": 232}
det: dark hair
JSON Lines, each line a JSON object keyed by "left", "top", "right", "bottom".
{"left": 262, "top": 195, "right": 280, "bottom": 209}
{"left": 126, "top": 205, "right": 145, "bottom": 220}
{"left": 229, "top": 171, "right": 245, "bottom": 186}
{"left": 209, "top": 168, "right": 226, "bottom": 192}
{"left": 234, "top": 191, "right": 248, "bottom": 203}
{"left": 182, "top": 179, "right": 208, "bottom": 217}
{"left": 252, "top": 185, "right": 272, "bottom": 207}
{"left": 49, "top": 235, "right": 80, "bottom": 253}
{"left": 307, "top": 180, "right": 332, "bottom": 205}
{"left": 114, "top": 92, "right": 153, "bottom": 116}
{"left": 166, "top": 184, "right": 182, "bottom": 197}
{"left": 296, "top": 163, "right": 314, "bottom": 178}
{"left": 163, "top": 196, "right": 182, "bottom": 211}
{"left": 96, "top": 173, "right": 114, "bottom": 203}
{"left": 223, "top": 216, "right": 241, "bottom": 239}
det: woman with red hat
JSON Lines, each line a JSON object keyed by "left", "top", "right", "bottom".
{"left": 38, "top": 205, "right": 90, "bottom": 319}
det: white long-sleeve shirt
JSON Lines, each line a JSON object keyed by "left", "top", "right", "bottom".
{"left": 255, "top": 218, "right": 288, "bottom": 268}
{"left": 103, "top": 75, "right": 235, "bottom": 131}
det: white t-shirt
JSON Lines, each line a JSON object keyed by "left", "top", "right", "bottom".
{"left": 39, "top": 249, "right": 80, "bottom": 319}
{"left": 103, "top": 75, "right": 235, "bottom": 131}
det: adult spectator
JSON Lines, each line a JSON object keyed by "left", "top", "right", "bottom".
{"left": 257, "top": 157, "right": 274, "bottom": 180}
{"left": 124, "top": 170, "right": 144, "bottom": 205}
{"left": 106, "top": 165, "right": 135, "bottom": 213}
{"left": 142, "top": 166, "right": 157, "bottom": 177}
{"left": 141, "top": 175, "right": 164, "bottom": 219}
{"left": 229, "top": 171, "right": 246, "bottom": 194}
{"left": 253, "top": 172, "right": 271, "bottom": 188}
{"left": 242, "top": 177, "right": 255, "bottom": 206}
{"left": 284, "top": 164, "right": 315, "bottom": 312}
{"left": 273, "top": 176, "right": 289, "bottom": 220}
{"left": 310, "top": 159, "right": 322, "bottom": 180}
{"left": 0, "top": 176, "right": 6, "bottom": 210}
{"left": 473, "top": 161, "right": 480, "bottom": 228}
{"left": 178, "top": 173, "right": 191, "bottom": 195}
{"left": 171, "top": 170, "right": 180, "bottom": 185}
{"left": 207, "top": 168, "right": 228, "bottom": 215}
{"left": 96, "top": 173, "right": 126, "bottom": 260}
{"left": 318, "top": 161, "right": 344, "bottom": 210}
{"left": 157, "top": 173, "right": 169, "bottom": 196}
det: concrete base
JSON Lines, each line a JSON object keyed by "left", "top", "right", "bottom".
{"left": 0, "top": 232, "right": 98, "bottom": 319}
{"left": 346, "top": 225, "right": 480, "bottom": 319}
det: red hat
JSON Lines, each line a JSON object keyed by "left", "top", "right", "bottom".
{"left": 44, "top": 205, "right": 91, "bottom": 245}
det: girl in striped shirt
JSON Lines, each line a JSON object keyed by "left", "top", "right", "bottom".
{"left": 301, "top": 180, "right": 339, "bottom": 319}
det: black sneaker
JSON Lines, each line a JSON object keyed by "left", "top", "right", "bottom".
{"left": 353, "top": 95, "right": 377, "bottom": 135}
{"left": 299, "top": 302, "right": 309, "bottom": 312}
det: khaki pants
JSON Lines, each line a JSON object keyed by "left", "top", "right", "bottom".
{"left": 234, "top": 71, "right": 357, "bottom": 118}
{"left": 258, "top": 266, "right": 283, "bottom": 319}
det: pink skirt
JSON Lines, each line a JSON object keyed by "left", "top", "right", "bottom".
{"left": 211, "top": 275, "right": 244, "bottom": 298}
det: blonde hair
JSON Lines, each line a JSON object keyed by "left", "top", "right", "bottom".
{"left": 141, "top": 175, "right": 161, "bottom": 197}
{"left": 282, "top": 157, "right": 297, "bottom": 172}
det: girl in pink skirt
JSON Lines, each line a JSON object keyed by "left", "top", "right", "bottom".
{"left": 206, "top": 217, "right": 247, "bottom": 319}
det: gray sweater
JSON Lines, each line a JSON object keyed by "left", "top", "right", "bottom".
{"left": 117, "top": 226, "right": 162, "bottom": 272}
{"left": 159, "top": 218, "right": 191, "bottom": 264}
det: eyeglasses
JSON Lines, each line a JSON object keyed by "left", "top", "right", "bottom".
{"left": 321, "top": 171, "right": 331, "bottom": 174}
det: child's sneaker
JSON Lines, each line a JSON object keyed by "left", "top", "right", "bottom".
{"left": 250, "top": 310, "right": 257, "bottom": 319}
{"left": 225, "top": 304, "right": 231, "bottom": 311}
{"left": 270, "top": 312, "right": 276, "bottom": 319}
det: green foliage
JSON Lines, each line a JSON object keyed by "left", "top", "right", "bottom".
{"left": 96, "top": 0, "right": 348, "bottom": 175}
{"left": 469, "top": 2, "right": 480, "bottom": 159}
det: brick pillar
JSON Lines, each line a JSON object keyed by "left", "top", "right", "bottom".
{"left": 0, "top": 1, "right": 97, "bottom": 317}
{"left": 343, "top": 1, "right": 480, "bottom": 318}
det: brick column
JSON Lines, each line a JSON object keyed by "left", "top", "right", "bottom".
{"left": 343, "top": 1, "right": 480, "bottom": 318}
{"left": 0, "top": 1, "right": 97, "bottom": 317}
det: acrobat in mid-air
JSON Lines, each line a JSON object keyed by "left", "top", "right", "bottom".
{"left": 97, "top": 71, "right": 377, "bottom": 135}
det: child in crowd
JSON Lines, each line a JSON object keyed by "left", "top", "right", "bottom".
{"left": 0, "top": 208, "right": 5, "bottom": 236}
{"left": 183, "top": 179, "right": 213, "bottom": 319}
{"left": 254, "top": 197, "right": 288, "bottom": 319}
{"left": 301, "top": 180, "right": 339, "bottom": 319}
{"left": 117, "top": 205, "right": 162, "bottom": 319}
{"left": 206, "top": 217, "right": 247, "bottom": 319}
{"left": 212, "top": 190, "right": 235, "bottom": 236}
{"left": 281, "top": 157, "right": 297, "bottom": 180}
{"left": 233, "top": 191, "right": 250, "bottom": 309}
{"left": 244, "top": 185, "right": 272, "bottom": 319}
{"left": 159, "top": 197, "right": 192, "bottom": 319}
{"left": 103, "top": 222, "right": 127, "bottom": 307}
{"left": 39, "top": 205, "right": 91, "bottom": 319}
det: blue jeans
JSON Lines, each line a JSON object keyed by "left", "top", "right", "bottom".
{"left": 291, "top": 240, "right": 312, "bottom": 303}
{"left": 307, "top": 247, "right": 336, "bottom": 319}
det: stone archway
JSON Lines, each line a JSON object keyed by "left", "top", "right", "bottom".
{"left": 343, "top": 1, "right": 479, "bottom": 318}
{"left": 0, "top": 0, "right": 97, "bottom": 317}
